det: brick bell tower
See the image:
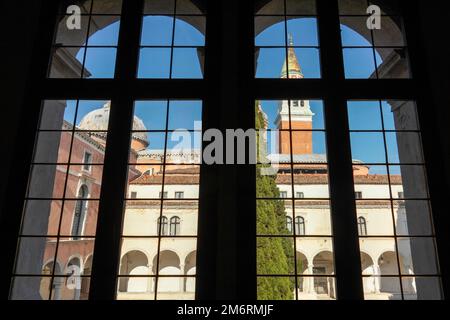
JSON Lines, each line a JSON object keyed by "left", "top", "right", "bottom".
{"left": 276, "top": 34, "right": 314, "bottom": 155}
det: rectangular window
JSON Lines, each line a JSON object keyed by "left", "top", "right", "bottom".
{"left": 48, "top": 0, "right": 123, "bottom": 78}
{"left": 10, "top": 100, "right": 110, "bottom": 300}
{"left": 348, "top": 100, "right": 442, "bottom": 300}
{"left": 355, "top": 191, "right": 363, "bottom": 199}
{"left": 117, "top": 100, "right": 202, "bottom": 300}
{"left": 159, "top": 191, "right": 168, "bottom": 199}
{"left": 83, "top": 151, "right": 92, "bottom": 171}
{"left": 256, "top": 99, "right": 335, "bottom": 300}
{"left": 175, "top": 191, "right": 184, "bottom": 199}
{"left": 130, "top": 191, "right": 137, "bottom": 199}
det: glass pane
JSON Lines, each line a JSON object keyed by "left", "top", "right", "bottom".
{"left": 144, "top": 0, "right": 174, "bottom": 14}
{"left": 338, "top": 0, "right": 369, "bottom": 15}
{"left": 168, "top": 101, "right": 202, "bottom": 130}
{"left": 340, "top": 17, "right": 373, "bottom": 47}
{"left": 255, "top": 48, "right": 287, "bottom": 78}
{"left": 257, "top": 277, "right": 296, "bottom": 300}
{"left": 138, "top": 48, "right": 171, "bottom": 78}
{"left": 286, "top": 0, "right": 316, "bottom": 15}
{"left": 363, "top": 277, "right": 402, "bottom": 300}
{"left": 174, "top": 17, "right": 205, "bottom": 46}
{"left": 171, "top": 47, "right": 204, "bottom": 79}
{"left": 297, "top": 277, "right": 336, "bottom": 300}
{"left": 343, "top": 48, "right": 377, "bottom": 79}
{"left": 83, "top": 47, "right": 117, "bottom": 78}
{"left": 91, "top": 0, "right": 123, "bottom": 14}
{"left": 286, "top": 18, "right": 318, "bottom": 47}
{"left": 402, "top": 277, "right": 442, "bottom": 300}
{"left": 141, "top": 16, "right": 174, "bottom": 46}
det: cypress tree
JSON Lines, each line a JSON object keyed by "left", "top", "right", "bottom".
{"left": 256, "top": 102, "right": 295, "bottom": 300}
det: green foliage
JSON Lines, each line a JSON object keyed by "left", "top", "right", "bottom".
{"left": 256, "top": 102, "right": 295, "bottom": 300}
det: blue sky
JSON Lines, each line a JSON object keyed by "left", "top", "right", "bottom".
{"left": 76, "top": 16, "right": 204, "bottom": 79}
{"left": 63, "top": 16, "right": 414, "bottom": 174}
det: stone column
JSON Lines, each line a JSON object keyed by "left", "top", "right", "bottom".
{"left": 307, "top": 264, "right": 315, "bottom": 294}
{"left": 147, "top": 264, "right": 153, "bottom": 293}
{"left": 373, "top": 264, "right": 381, "bottom": 293}
{"left": 179, "top": 264, "right": 185, "bottom": 293}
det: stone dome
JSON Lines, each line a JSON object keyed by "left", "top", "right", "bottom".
{"left": 78, "top": 101, "right": 148, "bottom": 144}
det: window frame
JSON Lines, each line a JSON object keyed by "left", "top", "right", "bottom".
{"left": 0, "top": 0, "right": 449, "bottom": 302}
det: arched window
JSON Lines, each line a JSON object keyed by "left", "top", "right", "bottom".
{"left": 72, "top": 185, "right": 89, "bottom": 239}
{"left": 295, "top": 216, "right": 305, "bottom": 236}
{"left": 170, "top": 216, "right": 181, "bottom": 236}
{"left": 286, "top": 216, "right": 293, "bottom": 234}
{"left": 357, "top": 217, "right": 367, "bottom": 236}
{"left": 157, "top": 216, "right": 168, "bottom": 236}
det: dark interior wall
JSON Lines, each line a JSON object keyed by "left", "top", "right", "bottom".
{"left": 415, "top": 2, "right": 450, "bottom": 190}
{"left": 0, "top": 1, "right": 43, "bottom": 221}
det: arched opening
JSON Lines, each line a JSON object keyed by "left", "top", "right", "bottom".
{"left": 184, "top": 251, "right": 197, "bottom": 292}
{"left": 65, "top": 257, "right": 82, "bottom": 300}
{"left": 313, "top": 251, "right": 334, "bottom": 297}
{"left": 360, "top": 252, "right": 377, "bottom": 294}
{"left": 153, "top": 250, "right": 181, "bottom": 292}
{"left": 119, "top": 250, "right": 149, "bottom": 293}
{"left": 40, "top": 261, "right": 63, "bottom": 300}
{"left": 72, "top": 184, "right": 89, "bottom": 239}
{"left": 80, "top": 255, "right": 93, "bottom": 299}
{"left": 184, "top": 251, "right": 197, "bottom": 293}
{"left": 378, "top": 251, "right": 400, "bottom": 297}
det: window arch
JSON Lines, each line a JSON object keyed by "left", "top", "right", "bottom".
{"left": 357, "top": 217, "right": 367, "bottom": 236}
{"left": 157, "top": 216, "right": 168, "bottom": 236}
{"left": 286, "top": 216, "right": 293, "bottom": 234}
{"left": 295, "top": 216, "right": 305, "bottom": 236}
{"left": 72, "top": 185, "right": 89, "bottom": 239}
{"left": 170, "top": 216, "right": 181, "bottom": 236}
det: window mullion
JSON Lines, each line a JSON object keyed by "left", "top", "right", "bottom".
{"left": 88, "top": 0, "right": 143, "bottom": 300}
{"left": 317, "top": 0, "right": 364, "bottom": 300}
{"left": 195, "top": 0, "right": 220, "bottom": 299}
